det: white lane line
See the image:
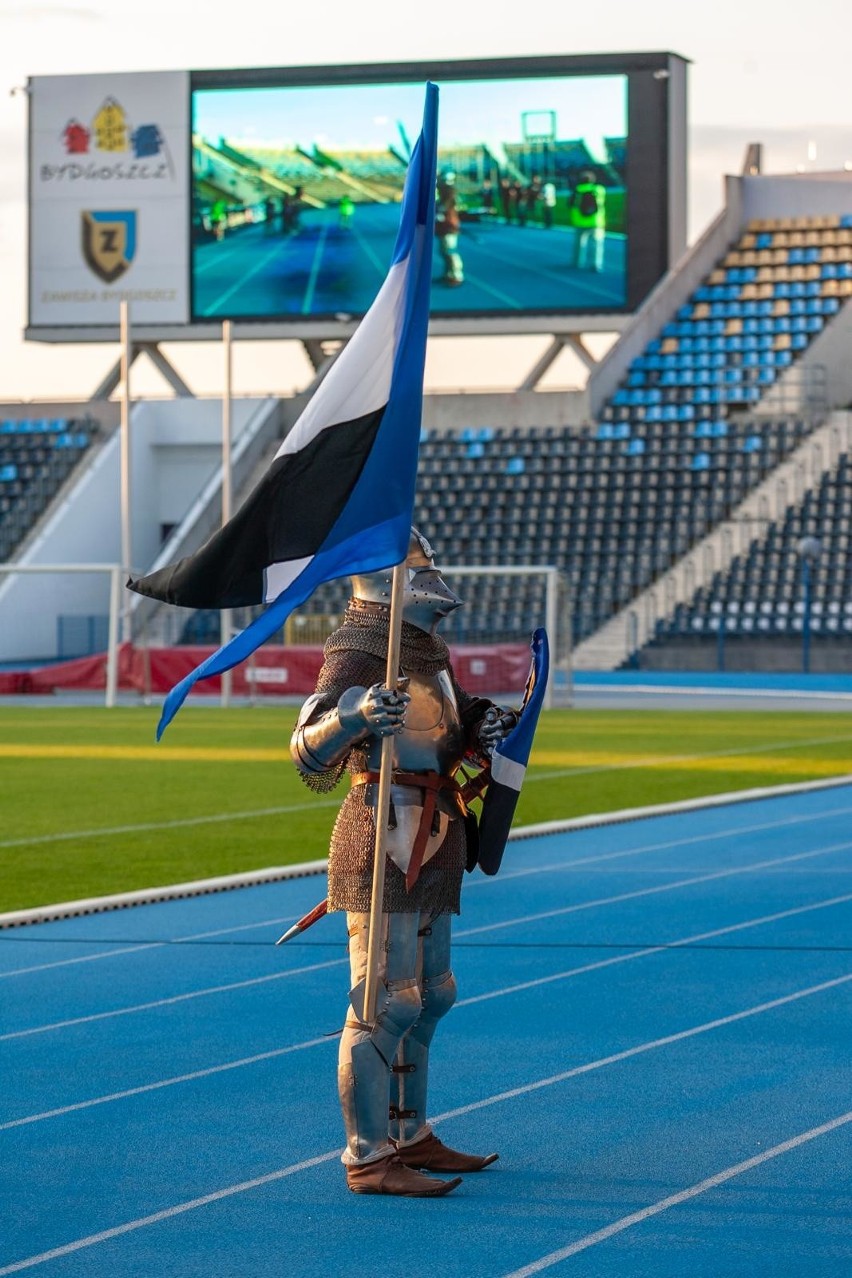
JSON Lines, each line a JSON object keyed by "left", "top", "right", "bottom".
{"left": 349, "top": 223, "right": 388, "bottom": 277}
{"left": 0, "top": 1150, "right": 342, "bottom": 1276}
{"left": 437, "top": 970, "right": 852, "bottom": 1125}
{"left": 502, "top": 1110, "right": 852, "bottom": 1276}
{"left": 7, "top": 800, "right": 846, "bottom": 980}
{"left": 301, "top": 221, "right": 330, "bottom": 314}
{"left": 206, "top": 241, "right": 291, "bottom": 314}
{"left": 0, "top": 957, "right": 346, "bottom": 1043}
{"left": 4, "top": 837, "right": 849, "bottom": 1040}
{"left": 1, "top": 970, "right": 848, "bottom": 1275}
{"left": 4, "top": 890, "right": 850, "bottom": 1130}
{"left": 458, "top": 839, "right": 852, "bottom": 938}
{"left": 456, "top": 892, "right": 852, "bottom": 1009}
{"left": 465, "top": 803, "right": 852, "bottom": 891}
{"left": 0, "top": 1036, "right": 333, "bottom": 1131}
{"left": 579, "top": 683, "right": 852, "bottom": 703}
{"left": 0, "top": 913, "right": 305, "bottom": 980}
{"left": 0, "top": 801, "right": 340, "bottom": 852}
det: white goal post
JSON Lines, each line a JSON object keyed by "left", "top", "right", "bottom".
{"left": 442, "top": 564, "right": 571, "bottom": 711}
{"left": 0, "top": 563, "right": 122, "bottom": 708}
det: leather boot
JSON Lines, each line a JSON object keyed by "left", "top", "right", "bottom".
{"left": 395, "top": 1130, "right": 499, "bottom": 1172}
{"left": 346, "top": 1152, "right": 462, "bottom": 1197}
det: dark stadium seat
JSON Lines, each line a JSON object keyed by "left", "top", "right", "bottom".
{"left": 272, "top": 215, "right": 852, "bottom": 651}
{"left": 0, "top": 415, "right": 98, "bottom": 562}
{"left": 652, "top": 450, "right": 852, "bottom": 651}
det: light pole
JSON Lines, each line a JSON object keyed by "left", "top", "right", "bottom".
{"left": 798, "top": 535, "right": 822, "bottom": 674}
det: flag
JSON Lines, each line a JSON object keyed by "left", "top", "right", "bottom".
{"left": 476, "top": 627, "right": 550, "bottom": 876}
{"left": 128, "top": 83, "right": 439, "bottom": 739}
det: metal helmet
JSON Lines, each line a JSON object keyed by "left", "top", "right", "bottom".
{"left": 350, "top": 529, "right": 462, "bottom": 633}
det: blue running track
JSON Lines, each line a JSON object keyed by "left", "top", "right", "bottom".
{"left": 1, "top": 785, "right": 851, "bottom": 1276}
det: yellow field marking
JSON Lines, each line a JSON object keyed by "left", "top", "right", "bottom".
{"left": 0, "top": 744, "right": 290, "bottom": 763}
{"left": 528, "top": 749, "right": 852, "bottom": 778}
{"left": 1, "top": 741, "right": 851, "bottom": 778}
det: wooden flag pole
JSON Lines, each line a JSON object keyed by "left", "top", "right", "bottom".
{"left": 362, "top": 560, "right": 407, "bottom": 1024}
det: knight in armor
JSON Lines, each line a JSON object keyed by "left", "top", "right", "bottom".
{"left": 290, "top": 529, "right": 517, "bottom": 1197}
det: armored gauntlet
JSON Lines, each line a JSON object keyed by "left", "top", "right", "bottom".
{"left": 291, "top": 684, "right": 410, "bottom": 778}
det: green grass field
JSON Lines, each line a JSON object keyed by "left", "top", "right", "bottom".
{"left": 2, "top": 705, "right": 851, "bottom": 914}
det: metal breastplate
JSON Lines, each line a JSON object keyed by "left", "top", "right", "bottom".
{"left": 361, "top": 670, "right": 466, "bottom": 879}
{"left": 364, "top": 668, "right": 465, "bottom": 777}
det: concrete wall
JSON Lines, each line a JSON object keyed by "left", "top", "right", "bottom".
{"left": 638, "top": 637, "right": 852, "bottom": 674}
{"left": 280, "top": 387, "right": 590, "bottom": 434}
{"left": 741, "top": 173, "right": 852, "bottom": 222}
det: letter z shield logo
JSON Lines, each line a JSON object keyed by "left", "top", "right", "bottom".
{"left": 81, "top": 210, "right": 137, "bottom": 283}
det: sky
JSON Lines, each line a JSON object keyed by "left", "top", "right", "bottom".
{"left": 1, "top": 0, "right": 851, "bottom": 402}
{"left": 196, "top": 74, "right": 625, "bottom": 153}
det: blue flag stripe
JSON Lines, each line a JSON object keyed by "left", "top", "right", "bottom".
{"left": 493, "top": 628, "right": 550, "bottom": 768}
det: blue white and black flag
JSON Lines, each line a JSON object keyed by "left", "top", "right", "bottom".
{"left": 476, "top": 627, "right": 550, "bottom": 876}
{"left": 128, "top": 84, "right": 439, "bottom": 738}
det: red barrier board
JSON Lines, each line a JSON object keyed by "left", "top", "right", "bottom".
{"left": 1, "top": 642, "right": 533, "bottom": 700}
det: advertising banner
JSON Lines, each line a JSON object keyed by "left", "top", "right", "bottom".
{"left": 29, "top": 71, "right": 190, "bottom": 327}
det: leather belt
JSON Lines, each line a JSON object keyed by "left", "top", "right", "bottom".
{"left": 350, "top": 770, "right": 466, "bottom": 892}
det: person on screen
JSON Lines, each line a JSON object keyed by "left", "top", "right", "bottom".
{"left": 210, "top": 199, "right": 228, "bottom": 242}
{"left": 568, "top": 170, "right": 607, "bottom": 271}
{"left": 541, "top": 181, "right": 557, "bottom": 229}
{"left": 435, "top": 171, "right": 464, "bottom": 287}
{"left": 339, "top": 194, "right": 355, "bottom": 229}
{"left": 498, "top": 177, "right": 513, "bottom": 223}
{"left": 509, "top": 179, "right": 523, "bottom": 224}
{"left": 524, "top": 177, "right": 543, "bottom": 227}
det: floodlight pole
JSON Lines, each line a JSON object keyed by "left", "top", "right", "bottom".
{"left": 802, "top": 556, "right": 812, "bottom": 675}
{"left": 221, "top": 320, "right": 234, "bottom": 708}
{"left": 119, "top": 302, "right": 132, "bottom": 645}
{"left": 798, "top": 536, "right": 821, "bottom": 675}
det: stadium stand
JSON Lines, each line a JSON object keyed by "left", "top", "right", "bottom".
{"left": 642, "top": 445, "right": 852, "bottom": 670}
{"left": 0, "top": 416, "right": 98, "bottom": 562}
{"left": 5, "top": 191, "right": 852, "bottom": 679}
{"left": 254, "top": 214, "right": 851, "bottom": 655}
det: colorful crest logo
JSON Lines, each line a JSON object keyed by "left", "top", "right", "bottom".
{"left": 81, "top": 210, "right": 137, "bottom": 283}
{"left": 61, "top": 99, "right": 165, "bottom": 161}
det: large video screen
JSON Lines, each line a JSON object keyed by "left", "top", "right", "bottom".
{"left": 190, "top": 72, "right": 629, "bottom": 322}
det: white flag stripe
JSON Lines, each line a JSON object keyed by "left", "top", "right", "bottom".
{"left": 274, "top": 258, "right": 408, "bottom": 460}
{"left": 492, "top": 752, "right": 527, "bottom": 792}
{"left": 262, "top": 555, "right": 313, "bottom": 605}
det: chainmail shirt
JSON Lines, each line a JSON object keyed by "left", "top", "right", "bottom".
{"left": 298, "top": 602, "right": 490, "bottom": 915}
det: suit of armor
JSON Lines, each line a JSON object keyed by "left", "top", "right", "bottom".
{"left": 290, "top": 532, "right": 513, "bottom": 1197}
